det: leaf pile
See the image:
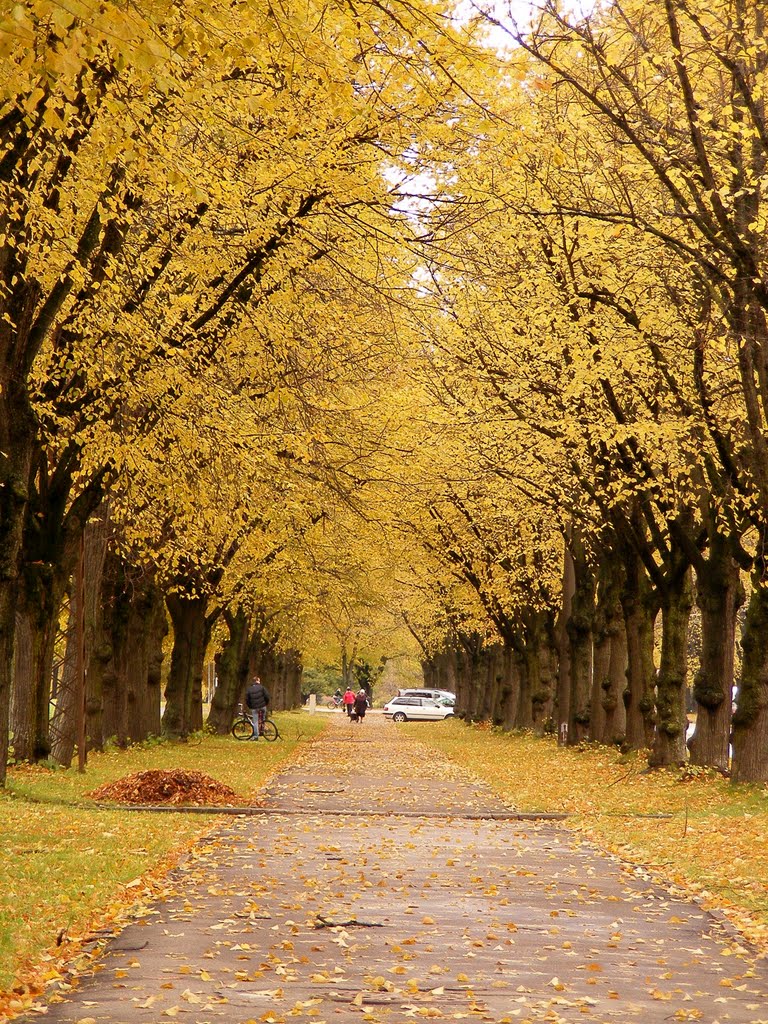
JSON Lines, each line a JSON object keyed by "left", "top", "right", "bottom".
{"left": 87, "top": 769, "right": 237, "bottom": 806}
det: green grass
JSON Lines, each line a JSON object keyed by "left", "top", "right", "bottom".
{"left": 0, "top": 712, "right": 325, "bottom": 1003}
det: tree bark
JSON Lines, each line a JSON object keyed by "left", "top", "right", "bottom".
{"left": 556, "top": 541, "right": 575, "bottom": 744}
{"left": 496, "top": 644, "right": 521, "bottom": 730}
{"left": 208, "top": 607, "right": 251, "bottom": 733}
{"left": 649, "top": 566, "right": 693, "bottom": 768}
{"left": 534, "top": 617, "right": 558, "bottom": 734}
{"left": 621, "top": 546, "right": 657, "bottom": 750}
{"left": 49, "top": 583, "right": 78, "bottom": 766}
{"left": 515, "top": 638, "right": 534, "bottom": 730}
{"left": 592, "top": 554, "right": 627, "bottom": 746}
{"left": 566, "top": 533, "right": 595, "bottom": 744}
{"left": 97, "top": 559, "right": 165, "bottom": 747}
{"left": 479, "top": 644, "right": 502, "bottom": 723}
{"left": 0, "top": 584, "right": 17, "bottom": 785}
{"left": 274, "top": 649, "right": 302, "bottom": 709}
{"left": 11, "top": 559, "right": 69, "bottom": 762}
{"left": 732, "top": 561, "right": 768, "bottom": 782}
{"left": 126, "top": 580, "right": 166, "bottom": 742}
{"left": 0, "top": 329, "right": 39, "bottom": 784}
{"left": 689, "top": 535, "right": 743, "bottom": 772}
{"left": 285, "top": 649, "right": 303, "bottom": 708}
{"left": 163, "top": 592, "right": 211, "bottom": 738}
{"left": 456, "top": 633, "right": 484, "bottom": 720}
{"left": 51, "top": 508, "right": 110, "bottom": 766}
{"left": 604, "top": 612, "right": 628, "bottom": 745}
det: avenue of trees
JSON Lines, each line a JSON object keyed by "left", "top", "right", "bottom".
{"left": 3, "top": 0, "right": 768, "bottom": 783}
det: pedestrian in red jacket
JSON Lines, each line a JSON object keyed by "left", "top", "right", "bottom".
{"left": 343, "top": 687, "right": 355, "bottom": 716}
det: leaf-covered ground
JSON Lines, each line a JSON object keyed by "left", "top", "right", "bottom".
{"left": 5, "top": 714, "right": 768, "bottom": 1024}
{"left": 4, "top": 714, "right": 768, "bottom": 1021}
{"left": 0, "top": 713, "right": 325, "bottom": 1015}
{"left": 410, "top": 721, "right": 768, "bottom": 950}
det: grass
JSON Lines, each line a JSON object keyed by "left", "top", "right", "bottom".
{"left": 410, "top": 719, "right": 768, "bottom": 949}
{"left": 0, "top": 712, "right": 326, "bottom": 1007}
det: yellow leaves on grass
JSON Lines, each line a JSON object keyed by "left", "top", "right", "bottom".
{"left": 0, "top": 726, "right": 322, "bottom": 1011}
{"left": 417, "top": 722, "right": 768, "bottom": 950}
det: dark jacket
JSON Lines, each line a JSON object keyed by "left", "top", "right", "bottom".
{"left": 245, "top": 682, "right": 270, "bottom": 710}
{"left": 353, "top": 693, "right": 368, "bottom": 715}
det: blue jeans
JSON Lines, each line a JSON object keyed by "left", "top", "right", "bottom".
{"left": 250, "top": 709, "right": 260, "bottom": 737}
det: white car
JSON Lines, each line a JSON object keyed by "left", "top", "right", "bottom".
{"left": 383, "top": 695, "right": 455, "bottom": 722}
{"left": 398, "top": 688, "right": 456, "bottom": 703}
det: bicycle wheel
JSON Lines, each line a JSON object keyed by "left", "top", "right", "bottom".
{"left": 326, "top": 700, "right": 337, "bottom": 710}
{"left": 232, "top": 717, "right": 254, "bottom": 741}
{"left": 261, "top": 719, "right": 279, "bottom": 742}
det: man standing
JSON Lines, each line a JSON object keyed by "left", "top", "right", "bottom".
{"left": 245, "top": 676, "right": 270, "bottom": 739}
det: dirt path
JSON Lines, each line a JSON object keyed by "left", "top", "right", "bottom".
{"left": 25, "top": 714, "right": 768, "bottom": 1023}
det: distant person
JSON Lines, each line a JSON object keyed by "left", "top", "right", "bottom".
{"left": 245, "top": 676, "right": 270, "bottom": 739}
{"left": 354, "top": 688, "right": 368, "bottom": 722}
{"left": 343, "top": 687, "right": 356, "bottom": 716}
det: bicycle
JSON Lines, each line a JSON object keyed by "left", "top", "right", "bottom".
{"left": 231, "top": 703, "right": 280, "bottom": 742}
{"left": 326, "top": 694, "right": 343, "bottom": 709}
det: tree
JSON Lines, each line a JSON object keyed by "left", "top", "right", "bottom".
{"left": 0, "top": 0, "right": 479, "bottom": 779}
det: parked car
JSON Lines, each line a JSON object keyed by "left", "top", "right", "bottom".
{"left": 398, "top": 688, "right": 456, "bottom": 703}
{"left": 383, "top": 695, "right": 455, "bottom": 722}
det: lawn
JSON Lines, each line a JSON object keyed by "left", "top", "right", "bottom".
{"left": 0, "top": 712, "right": 326, "bottom": 1015}
{"left": 411, "top": 720, "right": 768, "bottom": 950}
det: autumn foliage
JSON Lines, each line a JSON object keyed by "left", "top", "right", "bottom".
{"left": 1, "top": 0, "right": 768, "bottom": 836}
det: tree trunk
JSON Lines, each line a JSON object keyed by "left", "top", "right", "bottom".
{"left": 49, "top": 584, "right": 78, "bottom": 766}
{"left": 732, "top": 563, "right": 768, "bottom": 782}
{"left": 208, "top": 607, "right": 251, "bottom": 733}
{"left": 604, "top": 614, "right": 628, "bottom": 745}
{"left": 432, "top": 649, "right": 458, "bottom": 695}
{"left": 0, "top": 369, "right": 38, "bottom": 786}
{"left": 621, "top": 547, "right": 657, "bottom": 750}
{"left": 279, "top": 649, "right": 303, "bottom": 709}
{"left": 533, "top": 617, "right": 558, "bottom": 734}
{"left": 98, "top": 552, "right": 128, "bottom": 748}
{"left": 51, "top": 508, "right": 110, "bottom": 766}
{"left": 593, "top": 555, "right": 627, "bottom": 746}
{"left": 496, "top": 644, "right": 520, "bottom": 730}
{"left": 125, "top": 580, "right": 166, "bottom": 742}
{"left": 649, "top": 566, "right": 693, "bottom": 768}
{"left": 556, "top": 541, "right": 575, "bottom": 744}
{"left": 11, "top": 560, "right": 69, "bottom": 762}
{"left": 479, "top": 644, "right": 502, "bottom": 723}
{"left": 0, "top": 584, "right": 17, "bottom": 785}
{"left": 689, "top": 535, "right": 743, "bottom": 772}
{"left": 163, "top": 592, "right": 211, "bottom": 738}
{"left": 463, "top": 634, "right": 486, "bottom": 721}
{"left": 591, "top": 624, "right": 609, "bottom": 744}
{"left": 99, "top": 561, "right": 165, "bottom": 747}
{"left": 566, "top": 534, "right": 595, "bottom": 744}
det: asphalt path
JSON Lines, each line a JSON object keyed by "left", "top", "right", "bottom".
{"left": 24, "top": 713, "right": 768, "bottom": 1024}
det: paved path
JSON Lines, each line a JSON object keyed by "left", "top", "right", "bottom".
{"left": 28, "top": 715, "right": 768, "bottom": 1023}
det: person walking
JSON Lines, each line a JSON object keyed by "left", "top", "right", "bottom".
{"left": 342, "top": 687, "right": 356, "bottom": 717}
{"left": 353, "top": 688, "right": 368, "bottom": 723}
{"left": 245, "top": 676, "right": 270, "bottom": 739}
